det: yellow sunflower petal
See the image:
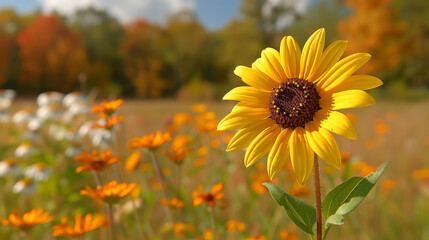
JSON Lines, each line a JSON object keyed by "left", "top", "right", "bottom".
{"left": 234, "top": 66, "right": 278, "bottom": 91}
{"left": 262, "top": 48, "right": 287, "bottom": 82}
{"left": 227, "top": 119, "right": 275, "bottom": 152}
{"left": 317, "top": 53, "right": 371, "bottom": 92}
{"left": 218, "top": 106, "right": 270, "bottom": 131}
{"left": 267, "top": 128, "right": 292, "bottom": 179}
{"left": 325, "top": 75, "right": 383, "bottom": 94}
{"left": 311, "top": 40, "right": 348, "bottom": 81}
{"left": 280, "top": 36, "right": 301, "bottom": 78}
{"left": 223, "top": 86, "right": 270, "bottom": 107}
{"left": 320, "top": 90, "right": 375, "bottom": 111}
{"left": 244, "top": 124, "right": 281, "bottom": 168}
{"left": 289, "top": 127, "right": 314, "bottom": 185}
{"left": 299, "top": 28, "right": 325, "bottom": 81}
{"left": 305, "top": 122, "right": 341, "bottom": 168}
{"left": 314, "top": 109, "right": 357, "bottom": 139}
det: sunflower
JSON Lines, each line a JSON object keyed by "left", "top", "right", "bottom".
{"left": 218, "top": 28, "right": 382, "bottom": 184}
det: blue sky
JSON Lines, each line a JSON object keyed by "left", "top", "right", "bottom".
{"left": 0, "top": 0, "right": 242, "bottom": 30}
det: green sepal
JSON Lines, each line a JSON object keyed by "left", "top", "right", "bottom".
{"left": 263, "top": 182, "right": 316, "bottom": 235}
{"left": 322, "top": 162, "right": 390, "bottom": 228}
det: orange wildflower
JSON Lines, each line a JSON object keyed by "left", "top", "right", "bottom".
{"left": 163, "top": 135, "right": 193, "bottom": 164}
{"left": 192, "top": 104, "right": 207, "bottom": 113}
{"left": 288, "top": 183, "right": 310, "bottom": 197}
{"left": 160, "top": 198, "right": 185, "bottom": 208}
{"left": 173, "top": 113, "right": 193, "bottom": 126}
{"left": 52, "top": 213, "right": 106, "bottom": 238}
{"left": 340, "top": 152, "right": 350, "bottom": 165}
{"left": 91, "top": 98, "right": 123, "bottom": 117}
{"left": 74, "top": 150, "right": 120, "bottom": 173}
{"left": 194, "top": 158, "right": 205, "bottom": 167}
{"left": 210, "top": 139, "right": 220, "bottom": 148}
{"left": 163, "top": 148, "right": 192, "bottom": 164}
{"left": 375, "top": 122, "right": 389, "bottom": 135}
{"left": 278, "top": 228, "right": 299, "bottom": 240}
{"left": 353, "top": 162, "right": 376, "bottom": 176}
{"left": 172, "top": 222, "right": 194, "bottom": 238}
{"left": 412, "top": 168, "right": 429, "bottom": 179}
{"left": 92, "top": 116, "right": 124, "bottom": 129}
{"left": 128, "top": 130, "right": 172, "bottom": 150}
{"left": 226, "top": 220, "right": 246, "bottom": 233}
{"left": 203, "top": 228, "right": 214, "bottom": 239}
{"left": 195, "top": 112, "right": 218, "bottom": 134}
{"left": 245, "top": 236, "right": 267, "bottom": 240}
{"left": 1, "top": 208, "right": 53, "bottom": 229}
{"left": 192, "top": 182, "right": 224, "bottom": 207}
{"left": 381, "top": 179, "right": 395, "bottom": 196}
{"left": 197, "top": 146, "right": 209, "bottom": 156}
{"left": 124, "top": 150, "right": 141, "bottom": 173}
{"left": 80, "top": 181, "right": 138, "bottom": 204}
{"left": 345, "top": 113, "right": 358, "bottom": 123}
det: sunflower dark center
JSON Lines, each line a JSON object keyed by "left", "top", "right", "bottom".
{"left": 269, "top": 78, "right": 320, "bottom": 130}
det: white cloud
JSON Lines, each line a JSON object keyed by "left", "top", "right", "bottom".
{"left": 37, "top": 0, "right": 195, "bottom": 24}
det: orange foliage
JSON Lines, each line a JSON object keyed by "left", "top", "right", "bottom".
{"left": 121, "top": 19, "right": 166, "bottom": 98}
{"left": 338, "top": 0, "right": 408, "bottom": 74}
{"left": 17, "top": 15, "right": 87, "bottom": 91}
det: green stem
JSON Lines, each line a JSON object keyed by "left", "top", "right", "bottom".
{"left": 313, "top": 154, "right": 322, "bottom": 240}
{"left": 132, "top": 199, "right": 147, "bottom": 240}
{"left": 106, "top": 203, "right": 115, "bottom": 240}
{"left": 92, "top": 171, "right": 102, "bottom": 187}
{"left": 177, "top": 164, "right": 183, "bottom": 222}
{"left": 208, "top": 206, "right": 217, "bottom": 240}
{"left": 148, "top": 151, "right": 175, "bottom": 224}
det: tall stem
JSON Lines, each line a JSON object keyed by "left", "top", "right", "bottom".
{"left": 106, "top": 203, "right": 115, "bottom": 240}
{"left": 313, "top": 154, "right": 322, "bottom": 240}
{"left": 148, "top": 151, "right": 174, "bottom": 223}
{"left": 208, "top": 206, "right": 217, "bottom": 240}
{"left": 92, "top": 171, "right": 102, "bottom": 187}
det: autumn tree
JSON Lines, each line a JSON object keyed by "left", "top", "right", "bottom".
{"left": 71, "top": 8, "right": 125, "bottom": 93}
{"left": 163, "top": 10, "right": 210, "bottom": 92}
{"left": 121, "top": 19, "right": 166, "bottom": 98}
{"left": 0, "top": 9, "right": 36, "bottom": 87}
{"left": 338, "top": 0, "right": 407, "bottom": 76}
{"left": 17, "top": 15, "right": 87, "bottom": 92}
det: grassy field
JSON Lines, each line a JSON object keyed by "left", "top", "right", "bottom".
{"left": 1, "top": 97, "right": 429, "bottom": 240}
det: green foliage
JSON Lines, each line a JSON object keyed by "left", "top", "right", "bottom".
{"left": 322, "top": 162, "right": 390, "bottom": 238}
{"left": 263, "top": 182, "right": 316, "bottom": 235}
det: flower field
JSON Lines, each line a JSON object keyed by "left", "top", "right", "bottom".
{"left": 0, "top": 92, "right": 429, "bottom": 239}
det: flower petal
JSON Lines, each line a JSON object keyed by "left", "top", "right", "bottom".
{"left": 244, "top": 124, "right": 281, "bottom": 168}
{"left": 223, "top": 86, "right": 270, "bottom": 107}
{"left": 280, "top": 36, "right": 301, "bottom": 78}
{"left": 253, "top": 48, "right": 286, "bottom": 83}
{"left": 289, "top": 127, "right": 314, "bottom": 185}
{"left": 317, "top": 53, "right": 371, "bottom": 92}
{"left": 267, "top": 128, "right": 292, "bottom": 179}
{"left": 217, "top": 106, "right": 270, "bottom": 131}
{"left": 325, "top": 75, "right": 383, "bottom": 94}
{"left": 299, "top": 28, "right": 325, "bottom": 81}
{"left": 320, "top": 90, "right": 375, "bottom": 111}
{"left": 305, "top": 122, "right": 341, "bottom": 168}
{"left": 311, "top": 40, "right": 348, "bottom": 81}
{"left": 227, "top": 118, "right": 276, "bottom": 152}
{"left": 314, "top": 109, "right": 357, "bottom": 139}
{"left": 234, "top": 66, "right": 278, "bottom": 91}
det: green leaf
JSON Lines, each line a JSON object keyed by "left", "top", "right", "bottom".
{"left": 263, "top": 182, "right": 316, "bottom": 235}
{"left": 325, "top": 214, "right": 344, "bottom": 226}
{"left": 322, "top": 162, "right": 390, "bottom": 225}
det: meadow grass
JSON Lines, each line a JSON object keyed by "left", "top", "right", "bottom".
{"left": 1, "top": 98, "right": 429, "bottom": 240}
